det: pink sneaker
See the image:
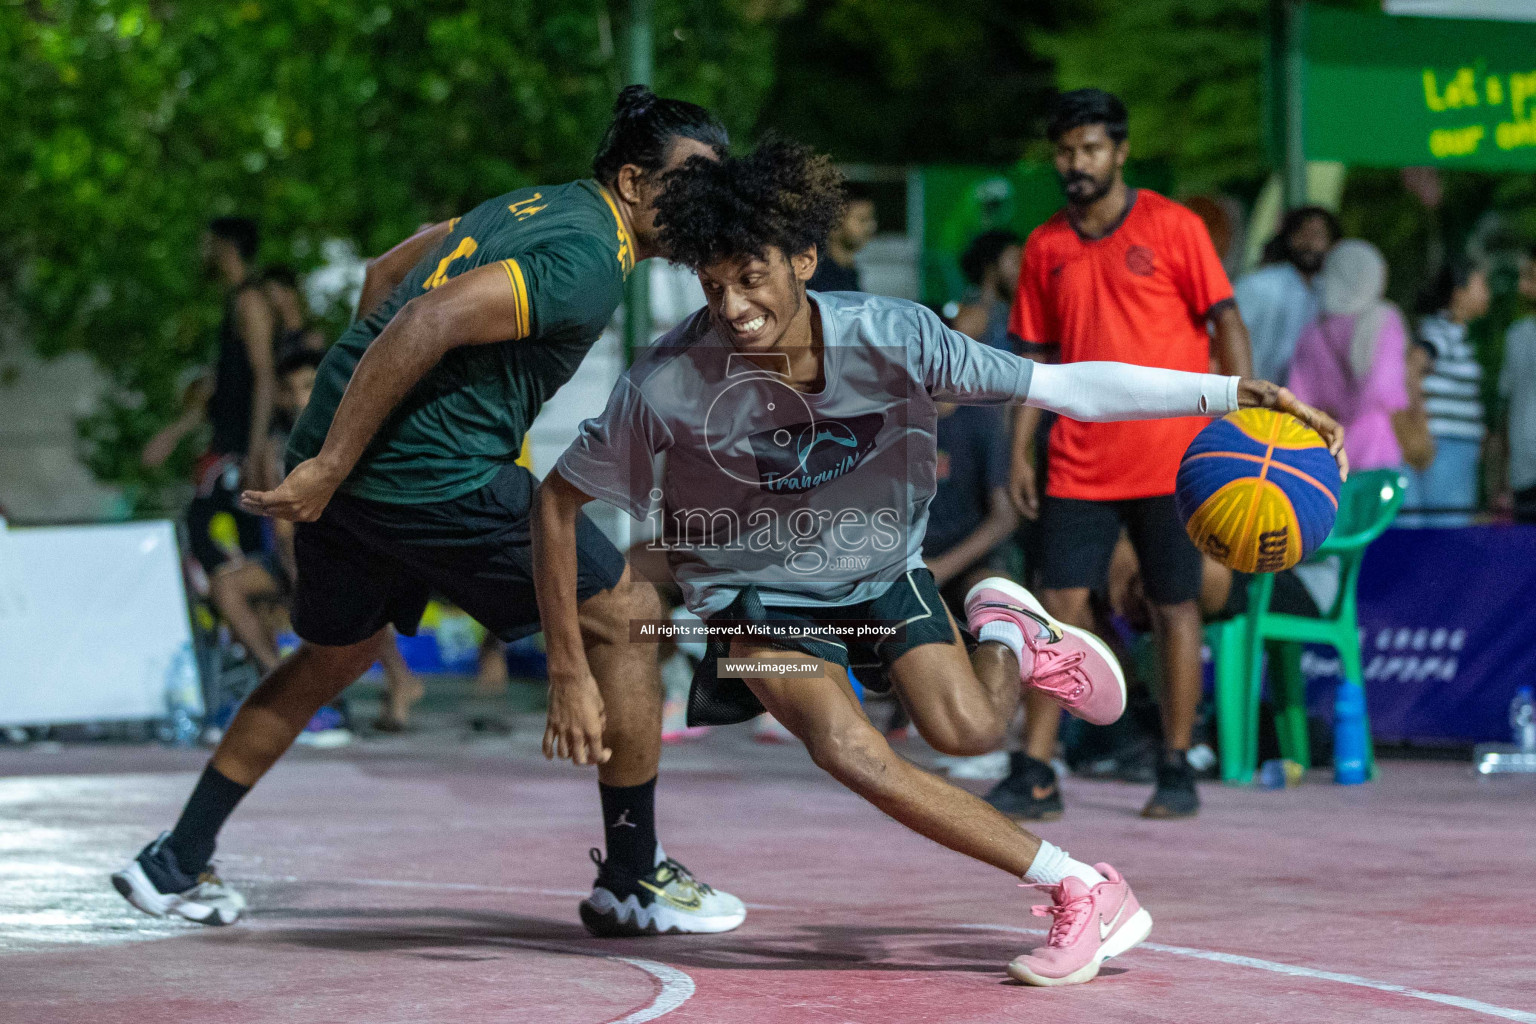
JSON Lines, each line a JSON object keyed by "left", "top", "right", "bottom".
{"left": 1008, "top": 864, "right": 1152, "bottom": 987}
{"left": 963, "top": 577, "right": 1126, "bottom": 726}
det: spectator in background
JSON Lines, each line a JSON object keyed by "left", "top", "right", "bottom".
{"left": 951, "top": 229, "right": 1024, "bottom": 351}
{"left": 1407, "top": 256, "right": 1492, "bottom": 522}
{"left": 1232, "top": 206, "right": 1340, "bottom": 386}
{"left": 1005, "top": 88, "right": 1251, "bottom": 821}
{"left": 1495, "top": 247, "right": 1536, "bottom": 523}
{"left": 1287, "top": 240, "right": 1410, "bottom": 472}
{"left": 260, "top": 266, "right": 327, "bottom": 360}
{"left": 186, "top": 216, "right": 278, "bottom": 670}
{"left": 807, "top": 182, "right": 876, "bottom": 292}
{"left": 924, "top": 402, "right": 1019, "bottom": 613}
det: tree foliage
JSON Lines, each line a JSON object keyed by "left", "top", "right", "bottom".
{"left": 759, "top": 0, "right": 1056, "bottom": 165}
{"left": 1029, "top": 0, "right": 1272, "bottom": 193}
{"left": 1, "top": 0, "right": 784, "bottom": 505}
{"left": 1031, "top": 0, "right": 1381, "bottom": 194}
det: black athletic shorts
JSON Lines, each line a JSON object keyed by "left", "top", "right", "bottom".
{"left": 186, "top": 454, "right": 265, "bottom": 575}
{"left": 1038, "top": 493, "right": 1201, "bottom": 605}
{"left": 687, "top": 568, "right": 966, "bottom": 727}
{"left": 291, "top": 462, "right": 625, "bottom": 647}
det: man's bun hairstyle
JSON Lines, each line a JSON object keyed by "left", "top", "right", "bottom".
{"left": 592, "top": 85, "right": 728, "bottom": 187}
{"left": 654, "top": 135, "right": 846, "bottom": 271}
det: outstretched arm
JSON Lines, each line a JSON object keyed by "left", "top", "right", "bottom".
{"left": 532, "top": 469, "right": 611, "bottom": 766}
{"left": 240, "top": 260, "right": 525, "bottom": 521}
{"left": 356, "top": 220, "right": 454, "bottom": 321}
{"left": 1023, "top": 361, "right": 1347, "bottom": 478}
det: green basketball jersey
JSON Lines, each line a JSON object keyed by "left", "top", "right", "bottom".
{"left": 288, "top": 179, "right": 634, "bottom": 504}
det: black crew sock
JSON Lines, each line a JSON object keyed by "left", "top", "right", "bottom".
{"left": 165, "top": 764, "right": 251, "bottom": 876}
{"left": 599, "top": 776, "right": 658, "bottom": 878}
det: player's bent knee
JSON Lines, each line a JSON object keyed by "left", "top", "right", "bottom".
{"left": 916, "top": 712, "right": 1006, "bottom": 758}
{"left": 579, "top": 576, "right": 661, "bottom": 648}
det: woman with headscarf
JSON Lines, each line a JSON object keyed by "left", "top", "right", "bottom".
{"left": 1287, "top": 239, "right": 1412, "bottom": 472}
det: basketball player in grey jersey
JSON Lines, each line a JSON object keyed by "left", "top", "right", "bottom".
{"left": 533, "top": 139, "right": 1344, "bottom": 986}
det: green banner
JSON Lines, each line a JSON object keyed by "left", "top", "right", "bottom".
{"left": 1303, "top": 6, "right": 1536, "bottom": 170}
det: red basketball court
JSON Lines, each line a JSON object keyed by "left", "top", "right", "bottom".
{"left": 3, "top": 720, "right": 1534, "bottom": 1024}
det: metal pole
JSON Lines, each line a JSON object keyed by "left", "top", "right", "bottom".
{"left": 621, "top": 0, "right": 654, "bottom": 364}
{"left": 1282, "top": 0, "right": 1308, "bottom": 209}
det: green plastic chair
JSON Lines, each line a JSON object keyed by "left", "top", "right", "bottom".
{"left": 1211, "top": 468, "right": 1408, "bottom": 784}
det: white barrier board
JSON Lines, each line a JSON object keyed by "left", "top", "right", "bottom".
{"left": 0, "top": 521, "right": 198, "bottom": 726}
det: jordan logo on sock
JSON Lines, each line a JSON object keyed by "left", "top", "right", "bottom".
{"left": 611, "top": 810, "right": 637, "bottom": 830}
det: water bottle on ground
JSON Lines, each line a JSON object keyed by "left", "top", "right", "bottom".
{"left": 1333, "top": 682, "right": 1369, "bottom": 785}
{"left": 1512, "top": 687, "right": 1536, "bottom": 753}
{"left": 163, "top": 642, "right": 202, "bottom": 747}
{"left": 1474, "top": 686, "right": 1536, "bottom": 775}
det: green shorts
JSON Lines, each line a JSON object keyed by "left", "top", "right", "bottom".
{"left": 687, "top": 568, "right": 968, "bottom": 727}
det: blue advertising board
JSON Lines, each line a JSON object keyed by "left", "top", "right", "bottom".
{"left": 1302, "top": 525, "right": 1536, "bottom": 743}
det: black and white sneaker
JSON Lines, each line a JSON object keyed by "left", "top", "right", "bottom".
{"left": 984, "top": 752, "right": 1065, "bottom": 821}
{"left": 111, "top": 832, "right": 247, "bottom": 926}
{"left": 579, "top": 849, "right": 745, "bottom": 937}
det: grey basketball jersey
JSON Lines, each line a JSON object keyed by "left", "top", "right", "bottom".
{"left": 557, "top": 291, "right": 1035, "bottom": 617}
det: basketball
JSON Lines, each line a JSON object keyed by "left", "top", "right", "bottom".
{"left": 1175, "top": 408, "right": 1341, "bottom": 574}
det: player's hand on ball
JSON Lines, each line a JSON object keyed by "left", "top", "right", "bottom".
{"left": 544, "top": 673, "right": 611, "bottom": 766}
{"left": 1237, "top": 380, "right": 1349, "bottom": 481}
{"left": 239, "top": 457, "right": 343, "bottom": 522}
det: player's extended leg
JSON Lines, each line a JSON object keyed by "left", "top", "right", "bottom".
{"left": 739, "top": 643, "right": 1151, "bottom": 986}
{"left": 112, "top": 633, "right": 386, "bottom": 924}
{"left": 575, "top": 566, "right": 746, "bottom": 937}
{"left": 212, "top": 636, "right": 385, "bottom": 784}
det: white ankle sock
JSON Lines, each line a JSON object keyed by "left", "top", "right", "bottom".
{"left": 1024, "top": 841, "right": 1107, "bottom": 888}
{"left": 977, "top": 621, "right": 1025, "bottom": 664}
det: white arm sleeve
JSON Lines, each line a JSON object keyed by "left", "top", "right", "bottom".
{"left": 1022, "top": 361, "right": 1240, "bottom": 422}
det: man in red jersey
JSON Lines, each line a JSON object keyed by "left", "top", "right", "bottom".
{"left": 995, "top": 89, "right": 1252, "bottom": 821}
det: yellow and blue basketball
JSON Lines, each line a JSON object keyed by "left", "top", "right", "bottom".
{"left": 1175, "top": 408, "right": 1340, "bottom": 574}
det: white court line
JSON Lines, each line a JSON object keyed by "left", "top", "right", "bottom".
{"left": 243, "top": 873, "right": 794, "bottom": 910}
{"left": 607, "top": 958, "right": 696, "bottom": 1023}
{"left": 247, "top": 875, "right": 1536, "bottom": 1022}
{"left": 962, "top": 924, "right": 1536, "bottom": 1024}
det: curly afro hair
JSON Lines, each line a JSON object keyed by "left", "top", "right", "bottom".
{"left": 655, "top": 135, "right": 847, "bottom": 271}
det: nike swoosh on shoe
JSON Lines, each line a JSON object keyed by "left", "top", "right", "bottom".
{"left": 1098, "top": 893, "right": 1128, "bottom": 940}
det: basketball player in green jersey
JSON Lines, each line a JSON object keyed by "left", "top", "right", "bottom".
{"left": 112, "top": 88, "right": 747, "bottom": 938}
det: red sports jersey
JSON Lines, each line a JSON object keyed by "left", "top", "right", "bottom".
{"left": 1010, "top": 189, "right": 1234, "bottom": 500}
